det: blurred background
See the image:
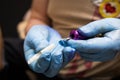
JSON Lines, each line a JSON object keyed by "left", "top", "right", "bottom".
{"left": 0, "top": 0, "right": 32, "bottom": 38}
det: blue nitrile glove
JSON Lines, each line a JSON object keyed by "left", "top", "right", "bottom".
{"left": 60, "top": 18, "right": 120, "bottom": 61}
{"left": 24, "top": 25, "right": 75, "bottom": 77}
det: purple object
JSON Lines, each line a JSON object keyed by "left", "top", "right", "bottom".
{"left": 70, "top": 30, "right": 87, "bottom": 40}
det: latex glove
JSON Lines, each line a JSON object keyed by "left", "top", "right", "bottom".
{"left": 24, "top": 25, "right": 75, "bottom": 77}
{"left": 60, "top": 18, "right": 120, "bottom": 61}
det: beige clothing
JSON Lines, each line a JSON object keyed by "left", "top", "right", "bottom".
{"left": 47, "top": 0, "right": 120, "bottom": 79}
{"left": 48, "top": 0, "right": 95, "bottom": 38}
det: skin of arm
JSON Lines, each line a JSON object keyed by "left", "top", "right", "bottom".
{"left": 25, "top": 0, "right": 50, "bottom": 34}
{"left": 0, "top": 27, "right": 5, "bottom": 70}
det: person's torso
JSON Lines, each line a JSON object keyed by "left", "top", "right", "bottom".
{"left": 48, "top": 0, "right": 95, "bottom": 37}
{"left": 47, "top": 0, "right": 120, "bottom": 79}
{"left": 47, "top": 0, "right": 120, "bottom": 37}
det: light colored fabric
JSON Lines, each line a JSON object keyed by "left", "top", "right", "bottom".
{"left": 47, "top": 0, "right": 120, "bottom": 79}
{"left": 48, "top": 0, "right": 95, "bottom": 38}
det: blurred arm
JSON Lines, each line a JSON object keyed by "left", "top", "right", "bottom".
{"left": 0, "top": 27, "right": 5, "bottom": 70}
{"left": 25, "top": 0, "right": 50, "bottom": 34}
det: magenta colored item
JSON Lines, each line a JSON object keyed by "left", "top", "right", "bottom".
{"left": 70, "top": 30, "right": 87, "bottom": 40}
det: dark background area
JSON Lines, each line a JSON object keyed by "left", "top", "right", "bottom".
{"left": 0, "top": 0, "right": 32, "bottom": 38}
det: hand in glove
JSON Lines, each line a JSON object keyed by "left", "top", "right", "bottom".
{"left": 60, "top": 18, "right": 120, "bottom": 61}
{"left": 24, "top": 25, "right": 75, "bottom": 77}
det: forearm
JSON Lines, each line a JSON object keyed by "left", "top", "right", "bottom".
{"left": 0, "top": 48, "right": 4, "bottom": 70}
{"left": 0, "top": 28, "right": 5, "bottom": 70}
{"left": 0, "top": 55, "right": 5, "bottom": 70}
{"left": 25, "top": 0, "right": 50, "bottom": 34}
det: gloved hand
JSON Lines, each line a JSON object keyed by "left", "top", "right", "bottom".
{"left": 60, "top": 18, "right": 120, "bottom": 61}
{"left": 24, "top": 25, "right": 75, "bottom": 77}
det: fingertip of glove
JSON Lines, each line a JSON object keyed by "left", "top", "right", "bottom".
{"left": 59, "top": 38, "right": 71, "bottom": 47}
{"left": 64, "top": 47, "right": 75, "bottom": 53}
{"left": 63, "top": 47, "right": 76, "bottom": 59}
{"left": 59, "top": 40, "right": 67, "bottom": 46}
